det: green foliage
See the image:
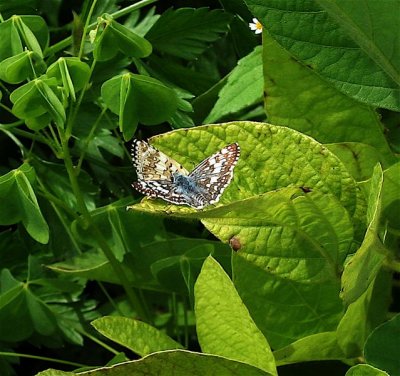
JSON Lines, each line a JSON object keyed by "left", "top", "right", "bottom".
{"left": 0, "top": 1, "right": 398, "bottom": 375}
{"left": 91, "top": 14, "right": 152, "bottom": 61}
{"left": 0, "top": 164, "right": 49, "bottom": 243}
{"left": 91, "top": 316, "right": 183, "bottom": 356}
{"left": 205, "top": 46, "right": 263, "bottom": 122}
{"left": 245, "top": 0, "right": 400, "bottom": 110}
{"left": 146, "top": 8, "right": 232, "bottom": 60}
{"left": 364, "top": 313, "right": 400, "bottom": 376}
{"left": 101, "top": 73, "right": 178, "bottom": 140}
{"left": 195, "top": 256, "right": 277, "bottom": 375}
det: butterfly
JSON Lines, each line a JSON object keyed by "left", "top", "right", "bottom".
{"left": 131, "top": 140, "right": 240, "bottom": 209}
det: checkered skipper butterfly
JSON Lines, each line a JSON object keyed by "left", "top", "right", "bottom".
{"left": 131, "top": 140, "right": 240, "bottom": 209}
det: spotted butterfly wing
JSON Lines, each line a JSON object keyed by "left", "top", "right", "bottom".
{"left": 131, "top": 140, "right": 190, "bottom": 204}
{"left": 132, "top": 139, "right": 188, "bottom": 181}
{"left": 188, "top": 143, "right": 240, "bottom": 206}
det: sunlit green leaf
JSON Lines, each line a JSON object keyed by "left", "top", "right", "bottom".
{"left": 274, "top": 332, "right": 346, "bottom": 366}
{"left": 195, "top": 257, "right": 277, "bottom": 375}
{"left": 337, "top": 269, "right": 392, "bottom": 357}
{"left": 92, "top": 316, "right": 183, "bottom": 356}
{"left": 36, "top": 350, "right": 268, "bottom": 376}
{"left": 326, "top": 143, "right": 385, "bottom": 182}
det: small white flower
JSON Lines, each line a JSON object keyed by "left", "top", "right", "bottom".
{"left": 249, "top": 18, "right": 263, "bottom": 34}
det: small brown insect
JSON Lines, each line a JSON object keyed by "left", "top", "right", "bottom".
{"left": 229, "top": 236, "right": 242, "bottom": 252}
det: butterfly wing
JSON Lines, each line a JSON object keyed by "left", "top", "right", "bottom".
{"left": 132, "top": 140, "right": 191, "bottom": 205}
{"left": 188, "top": 143, "right": 240, "bottom": 205}
{"left": 131, "top": 139, "right": 189, "bottom": 181}
{"left": 132, "top": 180, "right": 190, "bottom": 205}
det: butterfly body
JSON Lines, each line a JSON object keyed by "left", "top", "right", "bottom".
{"left": 131, "top": 140, "right": 240, "bottom": 209}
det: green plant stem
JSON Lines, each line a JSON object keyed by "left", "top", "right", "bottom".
{"left": 385, "top": 258, "right": 400, "bottom": 273}
{"left": 65, "top": 59, "right": 96, "bottom": 138}
{"left": 98, "top": 281, "right": 124, "bottom": 315}
{"left": 60, "top": 137, "right": 150, "bottom": 322}
{"left": 112, "top": 0, "right": 158, "bottom": 19}
{"left": 0, "top": 80, "right": 10, "bottom": 95}
{"left": 78, "top": 0, "right": 99, "bottom": 59}
{"left": 183, "top": 296, "right": 189, "bottom": 349}
{"left": 37, "top": 189, "right": 78, "bottom": 218}
{"left": 0, "top": 351, "right": 88, "bottom": 368}
{"left": 47, "top": 123, "right": 63, "bottom": 151}
{"left": 76, "top": 106, "right": 107, "bottom": 175}
{"left": 36, "top": 174, "right": 80, "bottom": 219}
{"left": 45, "top": 0, "right": 158, "bottom": 57}
{"left": 77, "top": 326, "right": 121, "bottom": 355}
{"left": 0, "top": 102, "right": 14, "bottom": 115}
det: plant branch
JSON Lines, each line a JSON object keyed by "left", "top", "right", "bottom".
{"left": 0, "top": 351, "right": 88, "bottom": 368}
{"left": 60, "top": 136, "right": 150, "bottom": 321}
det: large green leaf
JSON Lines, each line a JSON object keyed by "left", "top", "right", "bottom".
{"left": 206, "top": 46, "right": 263, "bottom": 123}
{"left": 49, "top": 237, "right": 229, "bottom": 293}
{"left": 146, "top": 8, "right": 232, "bottom": 60}
{"left": 245, "top": 0, "right": 400, "bottom": 110}
{"left": 261, "top": 31, "right": 395, "bottom": 164}
{"left": 195, "top": 257, "right": 277, "bottom": 375}
{"left": 129, "top": 121, "right": 364, "bottom": 348}
{"left": 129, "top": 122, "right": 361, "bottom": 222}
{"left": 36, "top": 350, "right": 269, "bottom": 376}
